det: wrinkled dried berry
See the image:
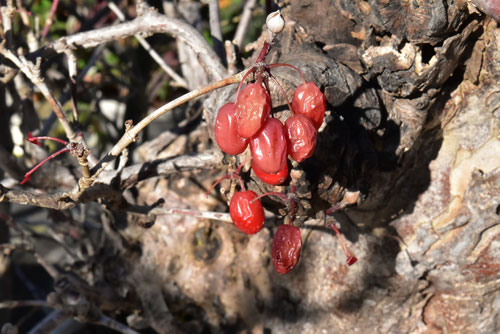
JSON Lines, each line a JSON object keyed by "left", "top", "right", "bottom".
{"left": 272, "top": 224, "right": 302, "bottom": 274}
{"left": 285, "top": 114, "right": 317, "bottom": 162}
{"left": 292, "top": 82, "right": 326, "bottom": 129}
{"left": 236, "top": 83, "right": 271, "bottom": 138}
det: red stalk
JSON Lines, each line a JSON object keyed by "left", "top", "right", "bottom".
{"left": 20, "top": 147, "right": 70, "bottom": 184}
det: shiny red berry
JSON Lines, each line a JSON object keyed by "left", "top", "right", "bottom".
{"left": 252, "top": 160, "right": 288, "bottom": 185}
{"left": 214, "top": 103, "right": 249, "bottom": 155}
{"left": 292, "top": 82, "right": 326, "bottom": 130}
{"left": 229, "top": 191, "right": 265, "bottom": 234}
{"left": 236, "top": 83, "right": 271, "bottom": 138}
{"left": 250, "top": 118, "right": 287, "bottom": 174}
{"left": 285, "top": 114, "right": 317, "bottom": 162}
{"left": 272, "top": 224, "right": 302, "bottom": 274}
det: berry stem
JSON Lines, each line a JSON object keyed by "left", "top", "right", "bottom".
{"left": 205, "top": 156, "right": 250, "bottom": 197}
{"left": 205, "top": 174, "right": 243, "bottom": 197}
{"left": 269, "top": 63, "right": 306, "bottom": 84}
{"left": 28, "top": 133, "right": 69, "bottom": 146}
{"left": 289, "top": 185, "right": 297, "bottom": 217}
{"left": 269, "top": 75, "right": 293, "bottom": 111}
{"left": 251, "top": 191, "right": 288, "bottom": 204}
{"left": 325, "top": 204, "right": 342, "bottom": 215}
{"left": 235, "top": 67, "right": 257, "bottom": 101}
{"left": 256, "top": 42, "right": 271, "bottom": 63}
{"left": 20, "top": 147, "right": 70, "bottom": 184}
{"left": 328, "top": 222, "right": 358, "bottom": 266}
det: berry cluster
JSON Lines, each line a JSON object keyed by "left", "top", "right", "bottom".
{"left": 214, "top": 75, "right": 325, "bottom": 184}
{"left": 210, "top": 66, "right": 356, "bottom": 273}
{"left": 209, "top": 11, "right": 356, "bottom": 274}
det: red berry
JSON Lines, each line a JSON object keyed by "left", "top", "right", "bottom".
{"left": 250, "top": 118, "right": 287, "bottom": 174}
{"left": 229, "top": 191, "right": 265, "bottom": 234}
{"left": 292, "top": 82, "right": 326, "bottom": 129}
{"left": 236, "top": 83, "right": 271, "bottom": 138}
{"left": 272, "top": 224, "right": 302, "bottom": 274}
{"left": 252, "top": 160, "right": 288, "bottom": 185}
{"left": 285, "top": 114, "right": 317, "bottom": 162}
{"left": 214, "top": 103, "right": 249, "bottom": 155}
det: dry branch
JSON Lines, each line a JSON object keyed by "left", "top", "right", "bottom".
{"left": 107, "top": 2, "right": 188, "bottom": 88}
{"left": 48, "top": 8, "right": 227, "bottom": 81}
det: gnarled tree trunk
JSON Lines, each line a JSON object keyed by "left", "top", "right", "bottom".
{"left": 125, "top": 1, "right": 499, "bottom": 332}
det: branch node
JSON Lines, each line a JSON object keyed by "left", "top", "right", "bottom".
{"left": 124, "top": 119, "right": 138, "bottom": 142}
{"left": 69, "top": 142, "right": 91, "bottom": 179}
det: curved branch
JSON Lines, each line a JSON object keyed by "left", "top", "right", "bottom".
{"left": 96, "top": 149, "right": 223, "bottom": 188}
{"left": 90, "top": 69, "right": 248, "bottom": 179}
{"left": 0, "top": 150, "right": 223, "bottom": 210}
{"left": 49, "top": 8, "right": 226, "bottom": 81}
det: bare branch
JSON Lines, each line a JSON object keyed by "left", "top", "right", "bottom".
{"left": 0, "top": 150, "right": 222, "bottom": 210}
{"left": 28, "top": 310, "right": 71, "bottom": 334}
{"left": 64, "top": 50, "right": 79, "bottom": 122}
{"left": 41, "top": 44, "right": 105, "bottom": 140}
{"left": 208, "top": 0, "right": 225, "bottom": 61}
{"left": 49, "top": 8, "right": 227, "bottom": 81}
{"left": 0, "top": 46, "right": 96, "bottom": 171}
{"left": 0, "top": 0, "right": 15, "bottom": 48}
{"left": 0, "top": 300, "right": 50, "bottom": 309}
{"left": 225, "top": 40, "right": 237, "bottom": 75}
{"left": 150, "top": 206, "right": 232, "bottom": 223}
{"left": 107, "top": 2, "right": 188, "bottom": 88}
{"left": 96, "top": 149, "right": 223, "bottom": 188}
{"left": 90, "top": 69, "right": 248, "bottom": 180}
{"left": 0, "top": 46, "right": 75, "bottom": 141}
{"left": 127, "top": 202, "right": 232, "bottom": 224}
{"left": 233, "top": 0, "right": 258, "bottom": 49}
{"left": 1, "top": 50, "right": 247, "bottom": 211}
{"left": 41, "top": 0, "right": 59, "bottom": 38}
{"left": 91, "top": 315, "right": 140, "bottom": 334}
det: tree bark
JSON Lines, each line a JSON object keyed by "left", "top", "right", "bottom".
{"left": 122, "top": 1, "right": 499, "bottom": 332}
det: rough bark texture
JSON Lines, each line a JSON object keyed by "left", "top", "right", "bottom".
{"left": 115, "top": 1, "right": 500, "bottom": 332}
{"left": 4, "top": 1, "right": 497, "bottom": 333}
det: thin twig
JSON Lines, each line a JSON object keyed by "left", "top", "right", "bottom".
{"left": 208, "top": 0, "right": 225, "bottom": 62}
{"left": 48, "top": 8, "right": 226, "bottom": 80}
{"left": 41, "top": 0, "right": 59, "bottom": 38}
{"left": 0, "top": 149, "right": 223, "bottom": 210}
{"left": 0, "top": 0, "right": 15, "bottom": 48}
{"left": 20, "top": 147, "right": 70, "bottom": 184}
{"left": 91, "top": 315, "right": 140, "bottom": 334}
{"left": 233, "top": 0, "right": 258, "bottom": 49}
{"left": 0, "top": 46, "right": 75, "bottom": 141}
{"left": 90, "top": 69, "right": 248, "bottom": 179}
{"left": 130, "top": 205, "right": 232, "bottom": 223}
{"left": 154, "top": 207, "right": 231, "bottom": 223}
{"left": 28, "top": 310, "right": 71, "bottom": 334}
{"left": 1, "top": 56, "right": 247, "bottom": 210}
{"left": 41, "top": 44, "right": 105, "bottom": 140}
{"left": 225, "top": 40, "right": 237, "bottom": 75}
{"left": 0, "top": 300, "right": 51, "bottom": 309}
{"left": 97, "top": 149, "right": 223, "bottom": 188}
{"left": 107, "top": 2, "right": 188, "bottom": 88}
{"left": 65, "top": 50, "right": 79, "bottom": 122}
{"left": 33, "top": 252, "right": 59, "bottom": 279}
